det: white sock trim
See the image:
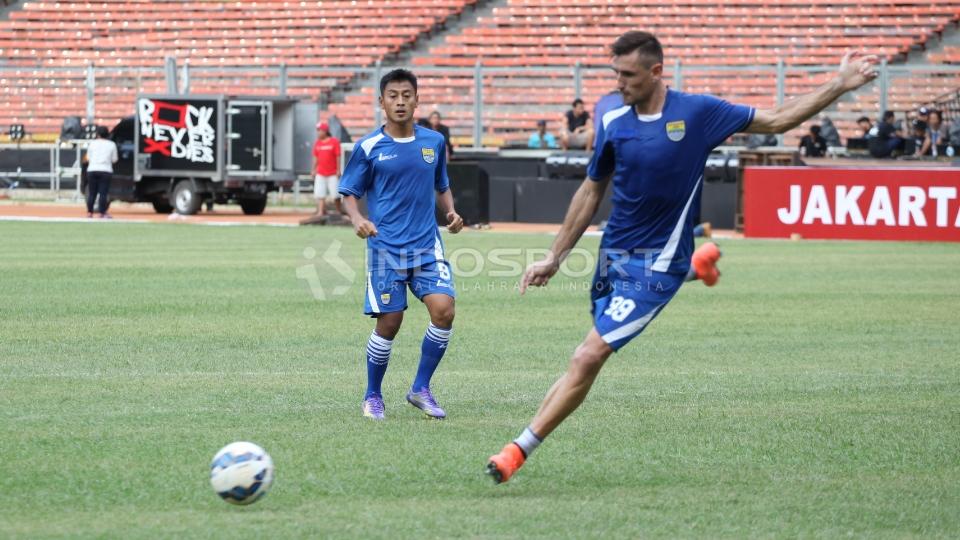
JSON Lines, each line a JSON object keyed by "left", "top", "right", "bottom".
{"left": 367, "top": 331, "right": 393, "bottom": 365}
{"left": 369, "top": 331, "right": 393, "bottom": 347}
{"left": 513, "top": 426, "right": 543, "bottom": 457}
{"left": 425, "top": 323, "right": 452, "bottom": 344}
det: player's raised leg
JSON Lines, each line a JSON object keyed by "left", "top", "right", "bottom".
{"left": 407, "top": 289, "right": 455, "bottom": 419}
{"left": 686, "top": 241, "right": 722, "bottom": 286}
{"left": 488, "top": 265, "right": 683, "bottom": 483}
{"left": 486, "top": 329, "right": 612, "bottom": 483}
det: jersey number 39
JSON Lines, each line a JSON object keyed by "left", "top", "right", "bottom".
{"left": 603, "top": 296, "right": 636, "bottom": 322}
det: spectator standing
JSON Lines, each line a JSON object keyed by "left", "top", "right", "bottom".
{"left": 560, "top": 98, "right": 594, "bottom": 151}
{"left": 83, "top": 126, "right": 118, "bottom": 219}
{"left": 428, "top": 111, "right": 453, "bottom": 161}
{"left": 528, "top": 119, "right": 558, "bottom": 149}
{"left": 304, "top": 122, "right": 342, "bottom": 224}
{"left": 799, "top": 125, "right": 828, "bottom": 157}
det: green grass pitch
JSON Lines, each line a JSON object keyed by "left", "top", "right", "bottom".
{"left": 1, "top": 221, "right": 958, "bottom": 538}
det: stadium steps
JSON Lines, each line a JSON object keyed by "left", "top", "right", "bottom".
{"left": 395, "top": 0, "right": 505, "bottom": 67}
{"left": 324, "top": 0, "right": 503, "bottom": 128}
{"left": 919, "top": 19, "right": 960, "bottom": 55}
{"left": 803, "top": 22, "right": 960, "bottom": 146}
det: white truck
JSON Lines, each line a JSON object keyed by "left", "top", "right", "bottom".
{"left": 104, "top": 93, "right": 316, "bottom": 215}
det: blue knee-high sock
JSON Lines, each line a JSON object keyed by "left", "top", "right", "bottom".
{"left": 411, "top": 323, "right": 452, "bottom": 392}
{"left": 365, "top": 331, "right": 393, "bottom": 399}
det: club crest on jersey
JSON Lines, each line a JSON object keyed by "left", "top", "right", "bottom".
{"left": 421, "top": 147, "right": 436, "bottom": 164}
{"left": 666, "top": 120, "right": 686, "bottom": 142}
{"left": 380, "top": 293, "right": 391, "bottom": 304}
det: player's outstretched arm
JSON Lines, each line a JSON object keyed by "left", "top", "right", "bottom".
{"left": 747, "top": 51, "right": 879, "bottom": 134}
{"left": 436, "top": 189, "right": 463, "bottom": 234}
{"left": 341, "top": 195, "right": 378, "bottom": 238}
{"left": 520, "top": 176, "right": 609, "bottom": 294}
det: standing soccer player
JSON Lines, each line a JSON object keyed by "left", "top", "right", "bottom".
{"left": 485, "top": 31, "right": 878, "bottom": 483}
{"left": 339, "top": 69, "right": 463, "bottom": 421}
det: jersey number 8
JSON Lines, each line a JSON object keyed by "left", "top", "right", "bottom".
{"left": 437, "top": 262, "right": 451, "bottom": 281}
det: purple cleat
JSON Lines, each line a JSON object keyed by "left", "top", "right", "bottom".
{"left": 406, "top": 388, "right": 446, "bottom": 419}
{"left": 362, "top": 395, "right": 385, "bottom": 420}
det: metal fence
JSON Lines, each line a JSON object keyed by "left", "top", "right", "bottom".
{"left": 3, "top": 60, "right": 960, "bottom": 144}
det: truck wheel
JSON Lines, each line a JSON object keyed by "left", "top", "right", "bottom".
{"left": 173, "top": 181, "right": 202, "bottom": 215}
{"left": 239, "top": 196, "right": 268, "bottom": 215}
{"left": 152, "top": 198, "right": 174, "bottom": 214}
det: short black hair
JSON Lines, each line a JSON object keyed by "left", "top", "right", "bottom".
{"left": 379, "top": 68, "right": 417, "bottom": 96}
{"left": 96, "top": 125, "right": 109, "bottom": 138}
{"left": 572, "top": 98, "right": 584, "bottom": 108}
{"left": 810, "top": 125, "right": 821, "bottom": 135}
{"left": 882, "top": 111, "right": 895, "bottom": 121}
{"left": 856, "top": 116, "right": 871, "bottom": 124}
{"left": 610, "top": 31, "right": 663, "bottom": 67}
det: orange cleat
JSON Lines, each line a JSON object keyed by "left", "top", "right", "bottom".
{"left": 691, "top": 241, "right": 722, "bottom": 287}
{"left": 486, "top": 443, "right": 526, "bottom": 484}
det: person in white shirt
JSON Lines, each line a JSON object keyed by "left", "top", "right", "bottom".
{"left": 83, "top": 126, "right": 119, "bottom": 218}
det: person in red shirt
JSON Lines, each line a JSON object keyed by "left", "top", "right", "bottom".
{"left": 307, "top": 122, "right": 342, "bottom": 223}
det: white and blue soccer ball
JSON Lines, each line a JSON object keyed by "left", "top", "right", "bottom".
{"left": 210, "top": 441, "right": 274, "bottom": 505}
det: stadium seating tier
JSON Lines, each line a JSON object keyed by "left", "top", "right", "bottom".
{"left": 1, "top": 0, "right": 958, "bottom": 147}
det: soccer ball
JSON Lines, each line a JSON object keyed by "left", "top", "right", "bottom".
{"left": 209, "top": 441, "right": 274, "bottom": 505}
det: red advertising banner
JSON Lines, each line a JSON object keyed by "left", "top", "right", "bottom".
{"left": 743, "top": 167, "right": 960, "bottom": 242}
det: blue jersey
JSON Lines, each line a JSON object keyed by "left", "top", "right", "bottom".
{"left": 587, "top": 89, "right": 754, "bottom": 275}
{"left": 593, "top": 91, "right": 624, "bottom": 131}
{"left": 339, "top": 124, "right": 450, "bottom": 270}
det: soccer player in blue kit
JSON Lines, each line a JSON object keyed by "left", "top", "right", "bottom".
{"left": 486, "top": 31, "right": 879, "bottom": 483}
{"left": 339, "top": 69, "right": 463, "bottom": 421}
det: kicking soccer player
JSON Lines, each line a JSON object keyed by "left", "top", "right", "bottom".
{"left": 486, "top": 31, "right": 878, "bottom": 482}
{"left": 338, "top": 69, "right": 463, "bottom": 421}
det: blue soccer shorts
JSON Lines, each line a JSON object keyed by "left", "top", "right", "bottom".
{"left": 590, "top": 266, "right": 685, "bottom": 351}
{"left": 364, "top": 259, "right": 455, "bottom": 316}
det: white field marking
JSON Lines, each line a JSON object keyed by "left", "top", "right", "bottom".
{"left": 0, "top": 216, "right": 298, "bottom": 227}
{"left": 1, "top": 370, "right": 355, "bottom": 378}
